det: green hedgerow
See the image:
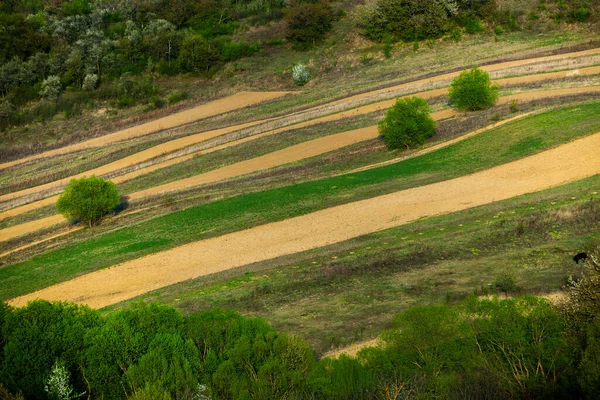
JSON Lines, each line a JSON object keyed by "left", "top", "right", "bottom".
{"left": 56, "top": 176, "right": 120, "bottom": 227}
{"left": 449, "top": 67, "right": 499, "bottom": 111}
{"left": 378, "top": 96, "right": 437, "bottom": 150}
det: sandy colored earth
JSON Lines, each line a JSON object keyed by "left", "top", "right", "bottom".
{"left": 3, "top": 76, "right": 600, "bottom": 214}
{"left": 0, "top": 107, "right": 528, "bottom": 242}
{"left": 0, "top": 227, "right": 82, "bottom": 258}
{"left": 8, "top": 132, "right": 600, "bottom": 308}
{"left": 4, "top": 46, "right": 592, "bottom": 172}
{"left": 2, "top": 83, "right": 599, "bottom": 242}
{"left": 0, "top": 92, "right": 291, "bottom": 170}
{"left": 3, "top": 60, "right": 600, "bottom": 208}
{"left": 2, "top": 80, "right": 598, "bottom": 227}
{"left": 309, "top": 49, "right": 600, "bottom": 112}
{"left": 0, "top": 207, "right": 151, "bottom": 258}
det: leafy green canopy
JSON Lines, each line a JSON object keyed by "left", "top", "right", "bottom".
{"left": 2, "top": 289, "right": 600, "bottom": 399}
{"left": 285, "top": 1, "right": 333, "bottom": 50}
{"left": 449, "top": 67, "right": 500, "bottom": 111}
{"left": 56, "top": 175, "right": 120, "bottom": 227}
{"left": 378, "top": 96, "right": 437, "bottom": 150}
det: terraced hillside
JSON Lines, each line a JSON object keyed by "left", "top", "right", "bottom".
{"left": 2, "top": 39, "right": 600, "bottom": 358}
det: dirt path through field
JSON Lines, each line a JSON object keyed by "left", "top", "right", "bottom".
{"left": 0, "top": 92, "right": 291, "bottom": 170}
{"left": 8, "top": 132, "right": 600, "bottom": 308}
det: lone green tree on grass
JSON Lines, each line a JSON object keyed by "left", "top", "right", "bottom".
{"left": 56, "top": 176, "right": 120, "bottom": 227}
{"left": 378, "top": 96, "right": 437, "bottom": 150}
{"left": 449, "top": 67, "right": 500, "bottom": 111}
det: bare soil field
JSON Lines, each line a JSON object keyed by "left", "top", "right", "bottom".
{"left": 2, "top": 49, "right": 599, "bottom": 207}
{"left": 0, "top": 92, "right": 291, "bottom": 170}
{"left": 9, "top": 132, "right": 600, "bottom": 308}
{"left": 2, "top": 84, "right": 600, "bottom": 243}
{"left": 3, "top": 80, "right": 600, "bottom": 216}
{"left": 2, "top": 83, "right": 598, "bottom": 229}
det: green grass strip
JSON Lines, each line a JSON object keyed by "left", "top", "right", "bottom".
{"left": 2, "top": 102, "right": 600, "bottom": 300}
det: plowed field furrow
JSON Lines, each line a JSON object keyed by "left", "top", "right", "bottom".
{"left": 2, "top": 85, "right": 599, "bottom": 234}
{"left": 2, "top": 53, "right": 600, "bottom": 206}
{"left": 3, "top": 68, "right": 600, "bottom": 211}
{"left": 8, "top": 132, "right": 600, "bottom": 308}
{"left": 0, "top": 91, "right": 291, "bottom": 170}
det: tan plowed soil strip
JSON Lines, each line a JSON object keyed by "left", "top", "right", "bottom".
{"left": 0, "top": 120, "right": 265, "bottom": 203}
{"left": 0, "top": 109, "right": 460, "bottom": 234}
{"left": 0, "top": 207, "right": 150, "bottom": 258}
{"left": 315, "top": 49, "right": 600, "bottom": 111}
{"left": 3, "top": 83, "right": 599, "bottom": 226}
{"left": 0, "top": 92, "right": 291, "bottom": 170}
{"left": 9, "top": 132, "right": 600, "bottom": 308}
{"left": 3, "top": 64, "right": 600, "bottom": 208}
{"left": 349, "top": 111, "right": 539, "bottom": 174}
{"left": 5, "top": 70, "right": 600, "bottom": 212}
{"left": 0, "top": 227, "right": 83, "bottom": 258}
{"left": 1, "top": 215, "right": 64, "bottom": 243}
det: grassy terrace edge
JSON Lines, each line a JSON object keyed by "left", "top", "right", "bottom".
{"left": 1, "top": 102, "right": 600, "bottom": 300}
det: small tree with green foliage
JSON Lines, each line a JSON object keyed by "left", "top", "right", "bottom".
{"left": 56, "top": 176, "right": 120, "bottom": 227}
{"left": 286, "top": 0, "right": 333, "bottom": 50}
{"left": 494, "top": 273, "right": 517, "bottom": 296}
{"left": 378, "top": 96, "right": 437, "bottom": 150}
{"left": 39, "top": 75, "right": 62, "bottom": 102}
{"left": 45, "top": 360, "right": 82, "bottom": 400}
{"left": 449, "top": 67, "right": 499, "bottom": 111}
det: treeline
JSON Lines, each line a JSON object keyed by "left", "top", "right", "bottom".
{"left": 1, "top": 257, "right": 600, "bottom": 399}
{"left": 356, "top": 0, "right": 597, "bottom": 43}
{"left": 0, "top": 0, "right": 281, "bottom": 129}
{"left": 0, "top": 0, "right": 340, "bottom": 130}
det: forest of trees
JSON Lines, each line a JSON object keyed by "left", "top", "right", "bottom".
{"left": 1, "top": 253, "right": 600, "bottom": 399}
{"left": 0, "top": 0, "right": 332, "bottom": 130}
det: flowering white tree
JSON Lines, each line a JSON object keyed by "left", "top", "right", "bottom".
{"left": 292, "top": 63, "right": 311, "bottom": 86}
{"left": 44, "top": 360, "right": 83, "bottom": 400}
{"left": 39, "top": 75, "right": 62, "bottom": 101}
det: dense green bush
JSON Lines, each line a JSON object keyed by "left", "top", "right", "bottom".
{"left": 361, "top": 0, "right": 459, "bottom": 42}
{"left": 378, "top": 96, "right": 437, "bottom": 150}
{"left": 2, "top": 287, "right": 600, "bottom": 399}
{"left": 292, "top": 63, "right": 311, "bottom": 86}
{"left": 1, "top": 301, "right": 102, "bottom": 399}
{"left": 177, "top": 34, "right": 222, "bottom": 74}
{"left": 449, "top": 67, "right": 499, "bottom": 111}
{"left": 285, "top": 0, "right": 333, "bottom": 50}
{"left": 56, "top": 175, "right": 121, "bottom": 227}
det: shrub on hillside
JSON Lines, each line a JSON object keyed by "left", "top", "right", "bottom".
{"left": 378, "top": 96, "right": 437, "bottom": 150}
{"left": 56, "top": 176, "right": 121, "bottom": 227}
{"left": 292, "top": 63, "right": 311, "bottom": 86}
{"left": 177, "top": 34, "right": 221, "bottom": 74}
{"left": 361, "top": 0, "right": 459, "bottom": 42}
{"left": 82, "top": 74, "right": 99, "bottom": 91}
{"left": 449, "top": 67, "right": 499, "bottom": 111}
{"left": 39, "top": 75, "right": 62, "bottom": 101}
{"left": 285, "top": 0, "right": 333, "bottom": 50}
